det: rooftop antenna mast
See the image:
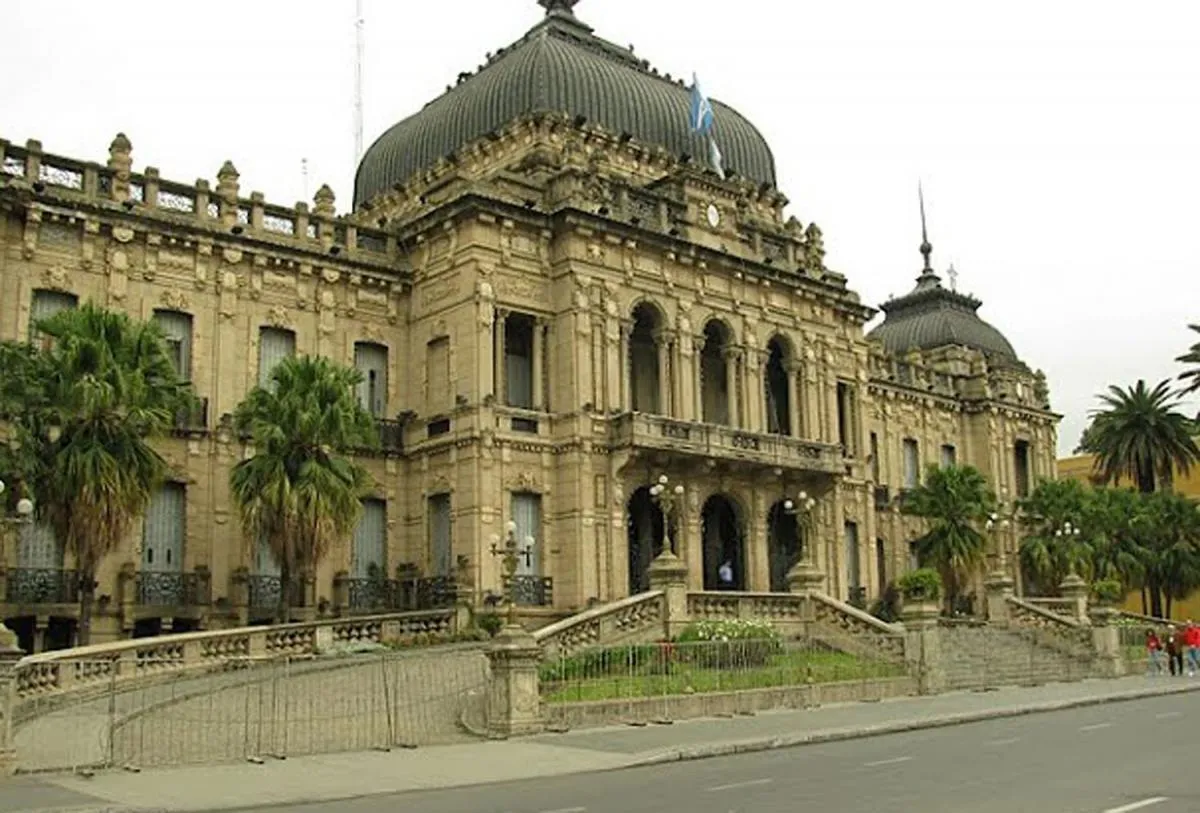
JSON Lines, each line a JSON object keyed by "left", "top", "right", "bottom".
{"left": 354, "top": 0, "right": 365, "bottom": 166}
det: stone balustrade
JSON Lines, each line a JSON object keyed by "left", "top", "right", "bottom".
{"left": 10, "top": 609, "right": 456, "bottom": 706}
{"left": 0, "top": 137, "right": 397, "bottom": 269}
{"left": 533, "top": 590, "right": 666, "bottom": 659}
{"left": 1006, "top": 596, "right": 1094, "bottom": 657}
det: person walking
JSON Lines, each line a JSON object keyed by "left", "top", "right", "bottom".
{"left": 1146, "top": 629, "right": 1164, "bottom": 676}
{"left": 1186, "top": 621, "right": 1200, "bottom": 676}
{"left": 718, "top": 560, "right": 734, "bottom": 590}
{"left": 1165, "top": 625, "right": 1185, "bottom": 676}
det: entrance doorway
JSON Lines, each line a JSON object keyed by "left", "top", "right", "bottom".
{"left": 701, "top": 494, "right": 744, "bottom": 590}
{"left": 627, "top": 486, "right": 665, "bottom": 594}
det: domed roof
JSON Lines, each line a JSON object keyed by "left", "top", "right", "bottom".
{"left": 867, "top": 270, "right": 1020, "bottom": 363}
{"left": 353, "top": 1, "right": 777, "bottom": 208}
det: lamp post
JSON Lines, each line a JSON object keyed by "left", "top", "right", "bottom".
{"left": 984, "top": 502, "right": 1014, "bottom": 579}
{"left": 648, "top": 473, "right": 685, "bottom": 557}
{"left": 489, "top": 520, "right": 533, "bottom": 626}
{"left": 782, "top": 489, "right": 824, "bottom": 594}
{"left": 0, "top": 480, "right": 34, "bottom": 645}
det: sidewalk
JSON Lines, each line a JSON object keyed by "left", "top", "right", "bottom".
{"left": 5, "top": 674, "right": 1199, "bottom": 813}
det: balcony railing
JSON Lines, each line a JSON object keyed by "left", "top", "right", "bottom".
{"left": 172, "top": 397, "right": 209, "bottom": 436}
{"left": 4, "top": 568, "right": 79, "bottom": 605}
{"left": 344, "top": 576, "right": 457, "bottom": 613}
{"left": 503, "top": 575, "right": 554, "bottom": 607}
{"left": 246, "top": 574, "right": 307, "bottom": 611}
{"left": 135, "top": 571, "right": 208, "bottom": 607}
{"left": 610, "top": 413, "right": 843, "bottom": 474}
{"left": 377, "top": 419, "right": 405, "bottom": 452}
{"left": 873, "top": 485, "right": 891, "bottom": 510}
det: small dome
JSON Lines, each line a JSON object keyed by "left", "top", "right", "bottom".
{"left": 867, "top": 271, "right": 1020, "bottom": 363}
{"left": 353, "top": 6, "right": 777, "bottom": 208}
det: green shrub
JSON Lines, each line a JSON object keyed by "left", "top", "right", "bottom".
{"left": 1092, "top": 579, "right": 1124, "bottom": 606}
{"left": 476, "top": 612, "right": 504, "bottom": 638}
{"left": 870, "top": 582, "right": 901, "bottom": 623}
{"left": 540, "top": 643, "right": 663, "bottom": 683}
{"left": 674, "top": 618, "right": 782, "bottom": 668}
{"left": 897, "top": 568, "right": 942, "bottom": 603}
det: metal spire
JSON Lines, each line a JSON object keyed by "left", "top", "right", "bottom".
{"left": 539, "top": 0, "right": 580, "bottom": 15}
{"left": 918, "top": 182, "right": 934, "bottom": 275}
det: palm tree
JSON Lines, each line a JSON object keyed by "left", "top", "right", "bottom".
{"left": 1086, "top": 380, "right": 1200, "bottom": 494}
{"left": 1177, "top": 324, "right": 1200, "bottom": 395}
{"left": 230, "top": 355, "right": 378, "bottom": 623}
{"left": 901, "top": 464, "right": 996, "bottom": 613}
{"left": 1, "top": 304, "right": 194, "bottom": 645}
{"left": 1139, "top": 491, "right": 1200, "bottom": 619}
{"left": 1017, "top": 478, "right": 1094, "bottom": 594}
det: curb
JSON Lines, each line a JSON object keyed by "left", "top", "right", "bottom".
{"left": 623, "top": 681, "right": 1200, "bottom": 767}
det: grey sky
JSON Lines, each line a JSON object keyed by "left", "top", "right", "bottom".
{"left": 3, "top": 0, "right": 1197, "bottom": 455}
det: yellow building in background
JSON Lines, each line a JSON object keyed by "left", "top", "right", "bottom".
{"left": 1057, "top": 438, "right": 1200, "bottom": 620}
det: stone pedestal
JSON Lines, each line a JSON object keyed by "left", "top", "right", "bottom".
{"left": 1059, "top": 573, "right": 1089, "bottom": 624}
{"left": 647, "top": 552, "right": 689, "bottom": 639}
{"left": 0, "top": 622, "right": 24, "bottom": 778}
{"left": 786, "top": 560, "right": 826, "bottom": 596}
{"left": 1088, "top": 607, "right": 1124, "bottom": 678}
{"left": 486, "top": 624, "right": 544, "bottom": 738}
{"left": 899, "top": 601, "right": 944, "bottom": 695}
{"left": 984, "top": 571, "right": 1015, "bottom": 627}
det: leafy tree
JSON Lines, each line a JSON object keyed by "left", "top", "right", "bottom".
{"left": 230, "top": 355, "right": 378, "bottom": 623}
{"left": 1177, "top": 324, "right": 1200, "bottom": 396}
{"left": 1017, "top": 478, "right": 1094, "bottom": 593}
{"left": 1086, "top": 380, "right": 1200, "bottom": 493}
{"left": 1084, "top": 487, "right": 1148, "bottom": 596}
{"left": 1138, "top": 491, "right": 1200, "bottom": 619}
{"left": 900, "top": 464, "right": 995, "bottom": 612}
{"left": 0, "top": 304, "right": 194, "bottom": 645}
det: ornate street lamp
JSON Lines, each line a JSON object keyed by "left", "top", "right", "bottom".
{"left": 984, "top": 504, "right": 1013, "bottom": 575}
{"left": 489, "top": 520, "right": 534, "bottom": 626}
{"left": 782, "top": 489, "right": 824, "bottom": 593}
{"left": 648, "top": 473, "right": 685, "bottom": 557}
{"left": 0, "top": 479, "right": 34, "bottom": 646}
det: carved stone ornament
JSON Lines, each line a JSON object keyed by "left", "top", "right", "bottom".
{"left": 267, "top": 304, "right": 291, "bottom": 329}
{"left": 161, "top": 289, "right": 190, "bottom": 311}
{"left": 222, "top": 247, "right": 243, "bottom": 265}
{"left": 42, "top": 265, "right": 70, "bottom": 291}
{"left": 112, "top": 226, "right": 135, "bottom": 244}
{"left": 508, "top": 471, "right": 538, "bottom": 492}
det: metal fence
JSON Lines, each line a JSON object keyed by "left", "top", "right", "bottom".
{"left": 13, "top": 645, "right": 490, "bottom": 773}
{"left": 539, "top": 636, "right": 909, "bottom": 727}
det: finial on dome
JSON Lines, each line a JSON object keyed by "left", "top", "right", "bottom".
{"left": 538, "top": 0, "right": 580, "bottom": 15}
{"left": 918, "top": 182, "right": 934, "bottom": 275}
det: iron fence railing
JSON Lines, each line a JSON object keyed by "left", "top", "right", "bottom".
{"left": 4, "top": 568, "right": 80, "bottom": 605}
{"left": 344, "top": 576, "right": 457, "bottom": 613}
{"left": 135, "top": 572, "right": 207, "bottom": 607}
{"left": 503, "top": 575, "right": 553, "bottom": 607}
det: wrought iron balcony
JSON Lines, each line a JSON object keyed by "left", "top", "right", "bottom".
{"left": 502, "top": 575, "right": 554, "bottom": 607}
{"left": 610, "top": 413, "right": 843, "bottom": 474}
{"left": 377, "top": 419, "right": 405, "bottom": 452}
{"left": 135, "top": 571, "right": 208, "bottom": 607}
{"left": 873, "top": 485, "right": 891, "bottom": 510}
{"left": 4, "top": 568, "right": 79, "bottom": 605}
{"left": 344, "top": 575, "right": 457, "bottom": 613}
{"left": 172, "top": 397, "right": 209, "bottom": 436}
{"left": 246, "top": 574, "right": 307, "bottom": 611}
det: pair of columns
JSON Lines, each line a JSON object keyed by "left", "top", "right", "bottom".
{"left": 492, "top": 311, "right": 547, "bottom": 410}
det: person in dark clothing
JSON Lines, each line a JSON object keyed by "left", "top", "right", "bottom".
{"left": 1165, "top": 625, "right": 1185, "bottom": 676}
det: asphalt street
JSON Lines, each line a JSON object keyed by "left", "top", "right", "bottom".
{"left": 262, "top": 692, "right": 1200, "bottom": 813}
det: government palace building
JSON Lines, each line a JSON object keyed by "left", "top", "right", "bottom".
{"left": 0, "top": 0, "right": 1058, "bottom": 650}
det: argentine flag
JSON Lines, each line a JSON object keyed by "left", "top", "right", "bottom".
{"left": 690, "top": 73, "right": 725, "bottom": 179}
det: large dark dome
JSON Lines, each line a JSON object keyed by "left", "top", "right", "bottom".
{"left": 867, "top": 270, "right": 1020, "bottom": 364}
{"left": 353, "top": 4, "right": 778, "bottom": 208}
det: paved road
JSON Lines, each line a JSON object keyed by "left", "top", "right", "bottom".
{"left": 260, "top": 693, "right": 1200, "bottom": 813}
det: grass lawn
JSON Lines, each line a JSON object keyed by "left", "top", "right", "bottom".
{"left": 541, "top": 649, "right": 906, "bottom": 704}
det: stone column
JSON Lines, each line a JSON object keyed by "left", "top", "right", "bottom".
{"left": 803, "top": 365, "right": 821, "bottom": 440}
{"left": 724, "top": 347, "right": 741, "bottom": 427}
{"left": 532, "top": 319, "right": 545, "bottom": 411}
{"left": 1088, "top": 607, "right": 1124, "bottom": 678}
{"left": 984, "top": 571, "right": 1014, "bottom": 627}
{"left": 671, "top": 337, "right": 685, "bottom": 420}
{"left": 486, "top": 624, "right": 545, "bottom": 738}
{"left": 900, "top": 601, "right": 944, "bottom": 695}
{"left": 647, "top": 552, "right": 690, "bottom": 639}
{"left": 493, "top": 310, "right": 508, "bottom": 404}
{"left": 654, "top": 330, "right": 672, "bottom": 416}
{"left": 1059, "top": 573, "right": 1089, "bottom": 624}
{"left": 0, "top": 623, "right": 22, "bottom": 777}
{"left": 619, "top": 321, "right": 633, "bottom": 413}
{"left": 692, "top": 334, "right": 706, "bottom": 422}
{"left": 786, "top": 361, "right": 802, "bottom": 438}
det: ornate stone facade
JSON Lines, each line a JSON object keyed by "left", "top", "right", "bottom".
{"left": 0, "top": 4, "right": 1057, "bottom": 650}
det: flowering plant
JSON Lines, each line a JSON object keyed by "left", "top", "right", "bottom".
{"left": 675, "top": 618, "right": 782, "bottom": 667}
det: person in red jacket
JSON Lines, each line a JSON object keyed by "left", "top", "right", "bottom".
{"left": 1185, "top": 621, "right": 1200, "bottom": 676}
{"left": 1146, "top": 629, "right": 1164, "bottom": 676}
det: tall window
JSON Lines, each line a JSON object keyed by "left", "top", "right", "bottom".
{"left": 510, "top": 492, "right": 542, "bottom": 576}
{"left": 844, "top": 521, "right": 861, "bottom": 590}
{"left": 352, "top": 499, "right": 388, "bottom": 579}
{"left": 836, "top": 382, "right": 857, "bottom": 455}
{"left": 426, "top": 337, "right": 450, "bottom": 415}
{"left": 1014, "top": 440, "right": 1032, "bottom": 497}
{"left": 504, "top": 315, "right": 535, "bottom": 409}
{"left": 17, "top": 523, "right": 64, "bottom": 570}
{"left": 354, "top": 342, "right": 389, "bottom": 418}
{"left": 764, "top": 338, "right": 791, "bottom": 435}
{"left": 258, "top": 327, "right": 296, "bottom": 387}
{"left": 428, "top": 494, "right": 453, "bottom": 577}
{"left": 29, "top": 289, "right": 78, "bottom": 346}
{"left": 869, "top": 432, "right": 881, "bottom": 482}
{"left": 940, "top": 444, "right": 957, "bottom": 468}
{"left": 143, "top": 483, "right": 186, "bottom": 573}
{"left": 902, "top": 439, "right": 920, "bottom": 489}
{"left": 154, "top": 310, "right": 194, "bottom": 380}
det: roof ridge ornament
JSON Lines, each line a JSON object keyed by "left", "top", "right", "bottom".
{"left": 918, "top": 182, "right": 934, "bottom": 275}
{"left": 539, "top": 0, "right": 580, "bottom": 15}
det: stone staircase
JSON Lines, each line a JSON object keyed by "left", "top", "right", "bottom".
{"left": 940, "top": 622, "right": 1095, "bottom": 691}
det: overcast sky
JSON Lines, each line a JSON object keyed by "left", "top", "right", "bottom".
{"left": 3, "top": 0, "right": 1197, "bottom": 455}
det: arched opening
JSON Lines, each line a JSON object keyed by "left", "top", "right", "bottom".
{"left": 629, "top": 303, "right": 662, "bottom": 414}
{"left": 764, "top": 336, "right": 791, "bottom": 435}
{"left": 700, "top": 320, "right": 732, "bottom": 425}
{"left": 702, "top": 494, "right": 744, "bottom": 590}
{"left": 767, "top": 501, "right": 803, "bottom": 592}
{"left": 627, "top": 486, "right": 665, "bottom": 594}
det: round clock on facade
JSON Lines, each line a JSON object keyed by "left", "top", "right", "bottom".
{"left": 706, "top": 203, "right": 721, "bottom": 228}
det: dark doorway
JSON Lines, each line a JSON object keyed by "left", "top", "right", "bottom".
{"left": 702, "top": 494, "right": 744, "bottom": 590}
{"left": 700, "top": 321, "right": 732, "bottom": 425}
{"left": 764, "top": 338, "right": 791, "bottom": 435}
{"left": 4, "top": 616, "right": 34, "bottom": 655}
{"left": 44, "top": 617, "right": 77, "bottom": 651}
{"left": 133, "top": 618, "right": 164, "bottom": 639}
{"left": 627, "top": 486, "right": 665, "bottom": 594}
{"left": 767, "top": 501, "right": 803, "bottom": 592}
{"left": 629, "top": 304, "right": 663, "bottom": 414}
